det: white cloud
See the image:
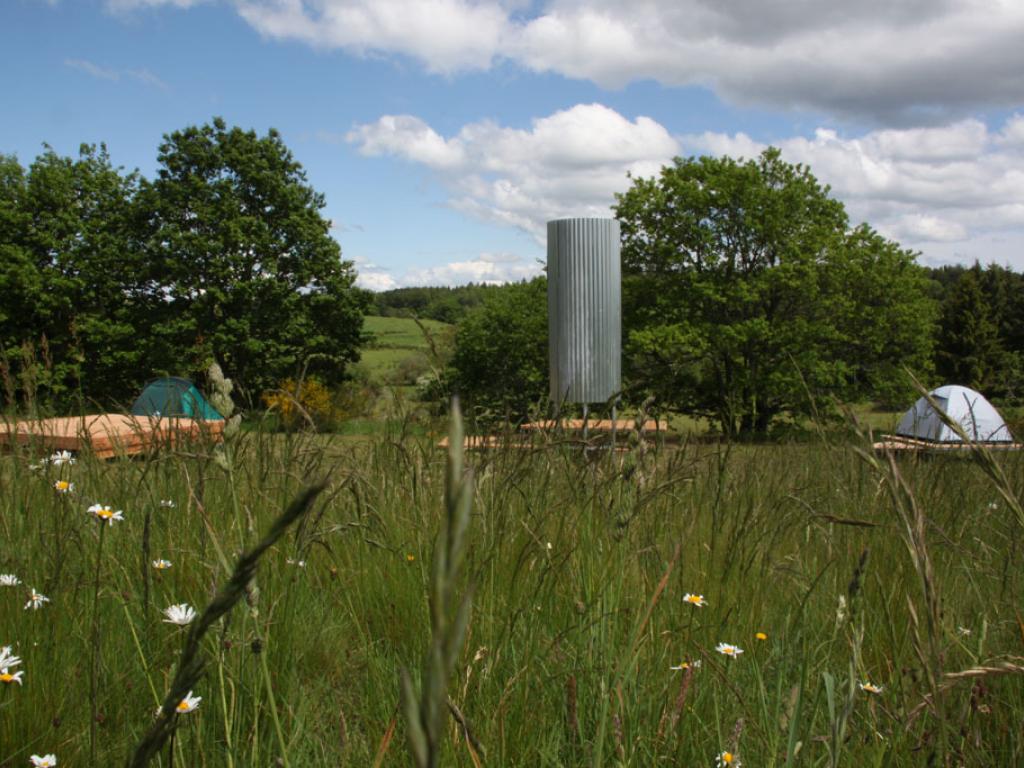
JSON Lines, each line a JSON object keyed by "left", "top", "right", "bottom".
{"left": 400, "top": 253, "right": 541, "bottom": 286}
{"left": 227, "top": 0, "right": 1024, "bottom": 123}
{"left": 64, "top": 58, "right": 168, "bottom": 89}
{"left": 355, "top": 269, "right": 398, "bottom": 291}
{"left": 105, "top": 0, "right": 207, "bottom": 11}
{"left": 350, "top": 103, "right": 678, "bottom": 239}
{"left": 236, "top": 0, "right": 507, "bottom": 73}
{"left": 65, "top": 58, "right": 120, "bottom": 81}
{"left": 349, "top": 104, "right": 1024, "bottom": 270}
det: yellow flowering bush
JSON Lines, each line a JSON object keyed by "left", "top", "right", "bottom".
{"left": 262, "top": 377, "right": 334, "bottom": 428}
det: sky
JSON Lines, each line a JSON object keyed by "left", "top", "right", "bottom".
{"left": 3, "top": 0, "right": 1024, "bottom": 290}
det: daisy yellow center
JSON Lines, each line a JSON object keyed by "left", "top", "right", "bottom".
{"left": 686, "top": 596, "right": 702, "bottom": 604}
{"left": 0, "top": 672, "right": 14, "bottom": 683}
{"left": 97, "top": 508, "right": 113, "bottom": 519}
{"left": 722, "top": 752, "right": 734, "bottom": 764}
{"left": 756, "top": 632, "right": 767, "bottom": 640}
{"left": 177, "top": 700, "right": 190, "bottom": 711}
{"left": 56, "top": 481, "right": 69, "bottom": 490}
{"left": 723, "top": 646, "right": 735, "bottom": 655}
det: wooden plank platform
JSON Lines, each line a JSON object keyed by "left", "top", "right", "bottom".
{"left": 0, "top": 414, "right": 225, "bottom": 459}
{"left": 872, "top": 434, "right": 1023, "bottom": 453}
{"left": 521, "top": 418, "right": 667, "bottom": 432}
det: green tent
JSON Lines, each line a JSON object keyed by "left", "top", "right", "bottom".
{"left": 131, "top": 377, "right": 223, "bottom": 420}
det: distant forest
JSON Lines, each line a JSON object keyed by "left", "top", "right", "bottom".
{"left": 378, "top": 261, "right": 1024, "bottom": 406}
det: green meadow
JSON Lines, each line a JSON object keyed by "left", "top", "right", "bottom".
{"left": 2, "top": 413, "right": 1023, "bottom": 766}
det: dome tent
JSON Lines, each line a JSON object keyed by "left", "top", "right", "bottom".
{"left": 895, "top": 385, "right": 1013, "bottom": 443}
{"left": 131, "top": 377, "right": 223, "bottom": 421}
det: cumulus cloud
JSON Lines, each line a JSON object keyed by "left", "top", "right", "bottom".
{"left": 227, "top": 0, "right": 1024, "bottom": 123}
{"left": 353, "top": 252, "right": 538, "bottom": 289}
{"left": 349, "top": 103, "right": 678, "bottom": 239}
{"left": 679, "top": 116, "right": 1024, "bottom": 255}
{"left": 349, "top": 104, "right": 1024, "bottom": 269}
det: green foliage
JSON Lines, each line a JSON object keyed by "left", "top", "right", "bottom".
{"left": 449, "top": 278, "right": 548, "bottom": 420}
{"left": 615, "top": 148, "right": 936, "bottom": 435}
{"left": 139, "top": 118, "right": 365, "bottom": 399}
{"left": 1, "top": 146, "right": 147, "bottom": 409}
{"left": 373, "top": 284, "right": 500, "bottom": 323}
{"left": 0, "top": 120, "right": 367, "bottom": 412}
{"left": 3, "top": 426, "right": 1024, "bottom": 765}
{"left": 929, "top": 263, "right": 1024, "bottom": 402}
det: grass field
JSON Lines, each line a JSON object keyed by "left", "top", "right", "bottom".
{"left": 2, "top": 409, "right": 1023, "bottom": 766}
{"left": 360, "top": 316, "right": 451, "bottom": 385}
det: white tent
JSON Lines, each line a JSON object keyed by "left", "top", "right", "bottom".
{"left": 895, "top": 384, "right": 1014, "bottom": 443}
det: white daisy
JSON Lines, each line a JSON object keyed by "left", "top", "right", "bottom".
{"left": 163, "top": 603, "right": 197, "bottom": 626}
{"left": 31, "top": 755, "right": 58, "bottom": 767}
{"left": 669, "top": 659, "right": 701, "bottom": 671}
{"left": 0, "top": 667, "right": 24, "bottom": 685}
{"left": 53, "top": 480, "right": 74, "bottom": 494}
{"left": 715, "top": 642, "right": 743, "bottom": 658}
{"left": 152, "top": 559, "right": 172, "bottom": 570}
{"left": 715, "top": 751, "right": 740, "bottom": 767}
{"left": 0, "top": 574, "right": 20, "bottom": 587}
{"left": 286, "top": 558, "right": 306, "bottom": 568}
{"left": 25, "top": 589, "right": 50, "bottom": 610}
{"left": 49, "top": 450, "right": 75, "bottom": 466}
{"left": 175, "top": 690, "right": 201, "bottom": 714}
{"left": 859, "top": 681, "right": 884, "bottom": 695}
{"left": 683, "top": 593, "right": 707, "bottom": 607}
{"left": 159, "top": 499, "right": 175, "bottom": 508}
{"left": 87, "top": 503, "right": 125, "bottom": 525}
{"left": 0, "top": 646, "right": 22, "bottom": 669}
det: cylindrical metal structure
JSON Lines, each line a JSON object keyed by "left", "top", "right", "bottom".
{"left": 547, "top": 217, "right": 621, "bottom": 405}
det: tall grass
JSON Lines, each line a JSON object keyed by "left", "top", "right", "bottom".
{"left": 1, "top": 413, "right": 1023, "bottom": 765}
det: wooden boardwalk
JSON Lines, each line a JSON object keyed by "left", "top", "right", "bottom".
{"left": 0, "top": 414, "right": 224, "bottom": 459}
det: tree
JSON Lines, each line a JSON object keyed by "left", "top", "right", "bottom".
{"left": 1, "top": 146, "right": 145, "bottom": 408}
{"left": 935, "top": 264, "right": 1004, "bottom": 392}
{"left": 139, "top": 118, "right": 365, "bottom": 398}
{"left": 614, "top": 148, "right": 935, "bottom": 436}
{"left": 449, "top": 278, "right": 548, "bottom": 420}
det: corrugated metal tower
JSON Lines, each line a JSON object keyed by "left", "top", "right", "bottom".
{"left": 547, "top": 217, "right": 622, "bottom": 407}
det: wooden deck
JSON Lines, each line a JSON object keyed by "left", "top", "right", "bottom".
{"left": 872, "top": 434, "right": 1023, "bottom": 453}
{"left": 520, "top": 418, "right": 667, "bottom": 432}
{"left": 0, "top": 414, "right": 225, "bottom": 459}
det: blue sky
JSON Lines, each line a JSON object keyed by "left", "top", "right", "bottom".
{"left": 4, "top": 0, "right": 1024, "bottom": 288}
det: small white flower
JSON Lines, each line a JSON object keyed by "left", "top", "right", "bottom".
{"left": 174, "top": 690, "right": 201, "bottom": 714}
{"left": 715, "top": 751, "right": 740, "bottom": 767}
{"left": 669, "top": 659, "right": 701, "bottom": 671}
{"left": 715, "top": 642, "right": 743, "bottom": 658}
{"left": 53, "top": 480, "right": 74, "bottom": 494}
{"left": 87, "top": 503, "right": 125, "bottom": 525}
{"left": 0, "top": 646, "right": 22, "bottom": 669}
{"left": 835, "top": 595, "right": 848, "bottom": 626}
{"left": 286, "top": 558, "right": 306, "bottom": 568}
{"left": 25, "top": 589, "right": 50, "bottom": 610}
{"left": 545, "top": 542, "right": 553, "bottom": 551}
{"left": 31, "top": 755, "right": 58, "bottom": 767}
{"left": 683, "top": 593, "right": 707, "bottom": 607}
{"left": 29, "top": 461, "right": 46, "bottom": 472}
{"left": 163, "top": 603, "right": 197, "bottom": 626}
{"left": 859, "top": 681, "right": 884, "bottom": 695}
{"left": 0, "top": 574, "right": 20, "bottom": 587}
{"left": 152, "top": 559, "right": 172, "bottom": 570}
{"left": 987, "top": 501, "right": 999, "bottom": 510}
{"left": 49, "top": 450, "right": 75, "bottom": 466}
{"left": 0, "top": 667, "right": 24, "bottom": 685}
{"left": 159, "top": 499, "right": 175, "bottom": 508}
{"left": 956, "top": 626, "right": 972, "bottom": 637}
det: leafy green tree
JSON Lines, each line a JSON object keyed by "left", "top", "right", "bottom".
{"left": 139, "top": 118, "right": 365, "bottom": 398}
{"left": 1, "top": 146, "right": 145, "bottom": 408}
{"left": 449, "top": 278, "right": 548, "bottom": 420}
{"left": 936, "top": 265, "right": 1004, "bottom": 392}
{"left": 615, "top": 148, "right": 935, "bottom": 436}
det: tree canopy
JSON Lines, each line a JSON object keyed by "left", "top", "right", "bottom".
{"left": 0, "top": 119, "right": 366, "bottom": 411}
{"left": 614, "top": 148, "right": 936, "bottom": 435}
{"left": 449, "top": 278, "right": 548, "bottom": 420}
